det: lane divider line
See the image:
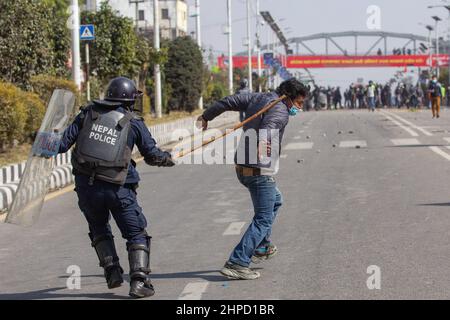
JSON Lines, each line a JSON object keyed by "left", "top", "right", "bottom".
{"left": 430, "top": 146, "right": 450, "bottom": 161}
{"left": 391, "top": 138, "right": 420, "bottom": 146}
{"left": 383, "top": 111, "right": 432, "bottom": 136}
{"left": 284, "top": 142, "right": 314, "bottom": 150}
{"left": 381, "top": 113, "right": 418, "bottom": 137}
{"left": 223, "top": 222, "right": 246, "bottom": 236}
{"left": 339, "top": 140, "right": 367, "bottom": 148}
{"left": 178, "top": 281, "right": 210, "bottom": 300}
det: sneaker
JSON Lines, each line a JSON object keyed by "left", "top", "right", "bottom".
{"left": 220, "top": 261, "right": 260, "bottom": 280}
{"left": 251, "top": 244, "right": 278, "bottom": 264}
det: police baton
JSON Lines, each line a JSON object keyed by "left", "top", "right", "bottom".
{"left": 173, "top": 95, "right": 287, "bottom": 159}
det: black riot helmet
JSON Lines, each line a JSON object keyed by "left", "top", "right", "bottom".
{"left": 104, "top": 77, "right": 143, "bottom": 103}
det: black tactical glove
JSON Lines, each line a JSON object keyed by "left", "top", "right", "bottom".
{"left": 159, "top": 152, "right": 175, "bottom": 167}
{"left": 145, "top": 152, "right": 175, "bottom": 167}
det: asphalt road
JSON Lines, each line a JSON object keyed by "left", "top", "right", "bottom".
{"left": 2, "top": 107, "right": 450, "bottom": 300}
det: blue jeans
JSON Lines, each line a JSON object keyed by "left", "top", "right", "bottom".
{"left": 368, "top": 97, "right": 375, "bottom": 110}
{"left": 229, "top": 171, "right": 283, "bottom": 267}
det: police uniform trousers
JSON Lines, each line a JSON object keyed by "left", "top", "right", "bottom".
{"left": 74, "top": 174, "right": 148, "bottom": 248}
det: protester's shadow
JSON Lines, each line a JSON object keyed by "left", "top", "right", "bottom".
{"left": 151, "top": 269, "right": 263, "bottom": 282}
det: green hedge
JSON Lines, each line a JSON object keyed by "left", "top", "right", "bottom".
{"left": 23, "top": 91, "right": 45, "bottom": 142}
{"left": 30, "top": 75, "right": 79, "bottom": 105}
{"left": 0, "top": 82, "right": 45, "bottom": 151}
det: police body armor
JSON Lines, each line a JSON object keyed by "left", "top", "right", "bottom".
{"left": 72, "top": 104, "right": 135, "bottom": 185}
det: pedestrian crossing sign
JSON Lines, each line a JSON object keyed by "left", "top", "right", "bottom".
{"left": 80, "top": 25, "right": 95, "bottom": 41}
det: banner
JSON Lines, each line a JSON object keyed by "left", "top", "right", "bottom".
{"left": 218, "top": 54, "right": 449, "bottom": 69}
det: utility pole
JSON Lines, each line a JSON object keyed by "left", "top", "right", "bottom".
{"left": 195, "top": 0, "right": 204, "bottom": 109}
{"left": 71, "top": 0, "right": 81, "bottom": 90}
{"left": 256, "top": 0, "right": 262, "bottom": 92}
{"left": 246, "top": 0, "right": 253, "bottom": 92}
{"left": 154, "top": 0, "right": 162, "bottom": 118}
{"left": 227, "top": 0, "right": 233, "bottom": 95}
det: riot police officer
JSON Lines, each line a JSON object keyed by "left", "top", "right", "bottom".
{"left": 58, "top": 77, "right": 175, "bottom": 298}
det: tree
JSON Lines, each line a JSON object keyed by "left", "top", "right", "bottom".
{"left": 45, "top": 0, "right": 71, "bottom": 77}
{"left": 0, "top": 0, "right": 54, "bottom": 88}
{"left": 0, "top": 0, "right": 72, "bottom": 88}
{"left": 81, "top": 3, "right": 139, "bottom": 87}
{"left": 165, "top": 36, "right": 203, "bottom": 112}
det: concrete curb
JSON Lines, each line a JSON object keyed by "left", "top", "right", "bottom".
{"left": 0, "top": 112, "right": 239, "bottom": 213}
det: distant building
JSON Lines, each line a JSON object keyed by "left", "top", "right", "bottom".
{"left": 160, "top": 0, "right": 188, "bottom": 39}
{"left": 85, "top": 0, "right": 188, "bottom": 40}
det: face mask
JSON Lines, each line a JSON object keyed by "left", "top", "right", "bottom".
{"left": 289, "top": 107, "right": 298, "bottom": 116}
{"left": 433, "top": 79, "right": 437, "bottom": 83}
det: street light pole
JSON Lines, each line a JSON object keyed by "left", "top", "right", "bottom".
{"left": 256, "top": 0, "right": 262, "bottom": 92}
{"left": 227, "top": 0, "right": 233, "bottom": 95}
{"left": 428, "top": 5, "right": 450, "bottom": 85}
{"left": 432, "top": 16, "right": 442, "bottom": 78}
{"left": 246, "top": 0, "right": 253, "bottom": 92}
{"left": 154, "top": 0, "right": 162, "bottom": 118}
{"left": 195, "top": 0, "right": 203, "bottom": 109}
{"left": 71, "top": 0, "right": 81, "bottom": 90}
{"left": 427, "top": 25, "right": 434, "bottom": 76}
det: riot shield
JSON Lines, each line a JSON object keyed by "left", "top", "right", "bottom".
{"left": 5, "top": 89, "right": 76, "bottom": 226}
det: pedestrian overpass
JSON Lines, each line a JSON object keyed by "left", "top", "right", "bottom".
{"left": 225, "top": 30, "right": 449, "bottom": 69}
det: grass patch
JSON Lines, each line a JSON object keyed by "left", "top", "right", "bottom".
{"left": 0, "top": 143, "right": 31, "bottom": 167}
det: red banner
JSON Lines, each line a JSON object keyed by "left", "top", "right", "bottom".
{"left": 218, "top": 56, "right": 262, "bottom": 69}
{"left": 218, "top": 54, "right": 449, "bottom": 69}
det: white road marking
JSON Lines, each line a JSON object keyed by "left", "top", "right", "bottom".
{"left": 299, "top": 130, "right": 304, "bottom": 133}
{"left": 430, "top": 147, "right": 450, "bottom": 161}
{"left": 391, "top": 139, "right": 420, "bottom": 146}
{"left": 381, "top": 113, "right": 419, "bottom": 137}
{"left": 178, "top": 282, "right": 210, "bottom": 300}
{"left": 339, "top": 140, "right": 367, "bottom": 148}
{"left": 280, "top": 154, "right": 288, "bottom": 159}
{"left": 293, "top": 136, "right": 301, "bottom": 140}
{"left": 284, "top": 142, "right": 314, "bottom": 150}
{"left": 223, "top": 222, "right": 246, "bottom": 235}
{"left": 384, "top": 111, "right": 433, "bottom": 136}
{"left": 444, "top": 137, "right": 450, "bottom": 144}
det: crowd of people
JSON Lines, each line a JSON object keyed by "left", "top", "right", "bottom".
{"left": 304, "top": 80, "right": 450, "bottom": 112}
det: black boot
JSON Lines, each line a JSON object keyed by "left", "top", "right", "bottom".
{"left": 91, "top": 234, "right": 124, "bottom": 289}
{"left": 128, "top": 239, "right": 154, "bottom": 298}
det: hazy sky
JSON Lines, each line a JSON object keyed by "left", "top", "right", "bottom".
{"left": 185, "top": 0, "right": 450, "bottom": 86}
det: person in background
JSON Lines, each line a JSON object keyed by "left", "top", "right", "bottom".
{"left": 428, "top": 75, "right": 442, "bottom": 118}
{"left": 237, "top": 79, "right": 250, "bottom": 122}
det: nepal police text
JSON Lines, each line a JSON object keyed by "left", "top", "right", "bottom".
{"left": 89, "top": 124, "right": 119, "bottom": 145}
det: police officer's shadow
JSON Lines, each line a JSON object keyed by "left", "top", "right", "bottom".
{"left": 0, "top": 275, "right": 132, "bottom": 300}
